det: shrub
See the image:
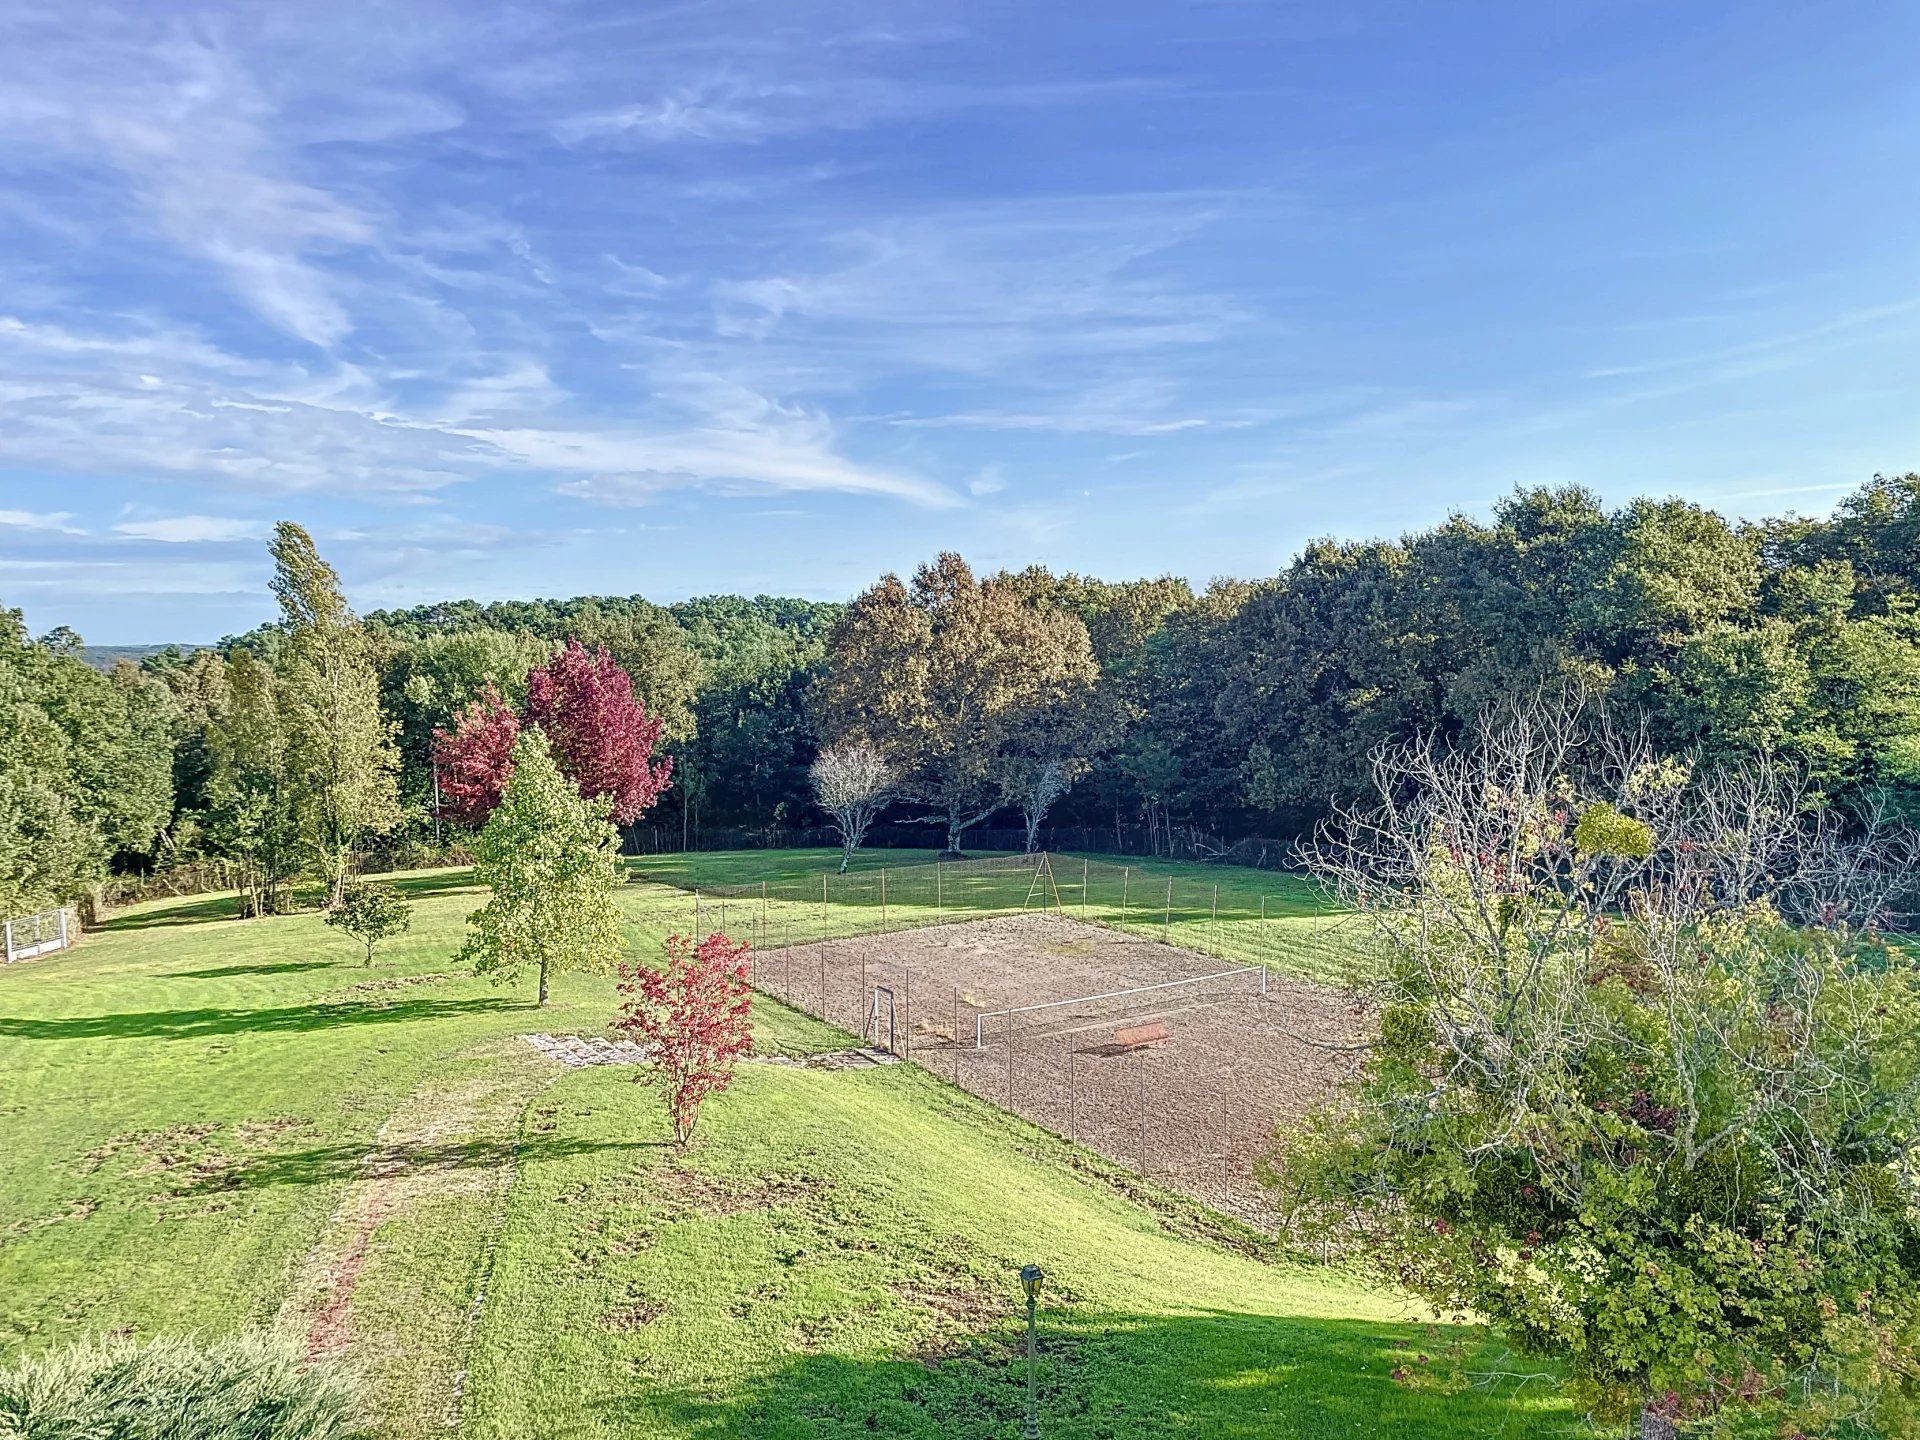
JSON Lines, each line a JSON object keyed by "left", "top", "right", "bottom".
{"left": 0, "top": 1331, "right": 367, "bottom": 1439}
{"left": 323, "top": 880, "right": 412, "bottom": 966}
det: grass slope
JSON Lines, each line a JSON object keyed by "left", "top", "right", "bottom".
{"left": 0, "top": 853, "right": 1572, "bottom": 1437}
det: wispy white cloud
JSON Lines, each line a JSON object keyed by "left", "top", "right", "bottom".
{"left": 113, "top": 515, "right": 272, "bottom": 543}
{"left": 0, "top": 509, "right": 82, "bottom": 534}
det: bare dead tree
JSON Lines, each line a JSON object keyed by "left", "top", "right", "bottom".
{"left": 810, "top": 743, "right": 894, "bottom": 873}
{"left": 1295, "top": 691, "right": 1920, "bottom": 1439}
{"left": 1009, "top": 757, "right": 1071, "bottom": 853}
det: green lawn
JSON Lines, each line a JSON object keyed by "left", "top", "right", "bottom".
{"left": 0, "top": 852, "right": 1571, "bottom": 1436}
{"left": 631, "top": 847, "right": 1366, "bottom": 985}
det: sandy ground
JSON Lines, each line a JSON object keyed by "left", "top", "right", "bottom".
{"left": 752, "top": 911, "right": 1369, "bottom": 1225}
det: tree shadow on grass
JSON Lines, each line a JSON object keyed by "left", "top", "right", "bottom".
{"left": 0, "top": 994, "right": 526, "bottom": 1043}
{"left": 187, "top": 1133, "right": 667, "bottom": 1192}
{"left": 96, "top": 894, "right": 246, "bottom": 932}
{"left": 164, "top": 960, "right": 340, "bottom": 979}
{"left": 615, "top": 1310, "right": 1578, "bottom": 1440}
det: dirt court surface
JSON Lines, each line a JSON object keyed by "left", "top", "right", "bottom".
{"left": 752, "top": 911, "right": 1368, "bottom": 1226}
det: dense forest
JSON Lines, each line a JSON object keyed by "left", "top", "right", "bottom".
{"left": 4, "top": 474, "right": 1917, "bottom": 917}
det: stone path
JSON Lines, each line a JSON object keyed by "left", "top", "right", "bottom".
{"left": 519, "top": 1033, "right": 902, "bottom": 1071}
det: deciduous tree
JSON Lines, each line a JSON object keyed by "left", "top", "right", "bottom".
{"left": 612, "top": 931, "right": 753, "bottom": 1148}
{"left": 809, "top": 742, "right": 893, "bottom": 872}
{"left": 431, "top": 685, "right": 521, "bottom": 827}
{"left": 811, "top": 554, "right": 1097, "bottom": 855}
{"left": 324, "top": 879, "right": 412, "bottom": 965}
{"left": 525, "top": 640, "right": 674, "bottom": 825}
{"left": 1289, "top": 696, "right": 1920, "bottom": 1439}
{"left": 269, "top": 523, "right": 400, "bottom": 905}
{"left": 460, "top": 727, "right": 625, "bottom": 1007}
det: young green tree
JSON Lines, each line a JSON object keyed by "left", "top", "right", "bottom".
{"left": 269, "top": 522, "right": 400, "bottom": 906}
{"left": 1291, "top": 698, "right": 1920, "bottom": 1439}
{"left": 460, "top": 726, "right": 624, "bottom": 1007}
{"left": 324, "top": 879, "right": 413, "bottom": 965}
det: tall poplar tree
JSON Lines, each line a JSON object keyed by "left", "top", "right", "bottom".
{"left": 269, "top": 523, "right": 399, "bottom": 905}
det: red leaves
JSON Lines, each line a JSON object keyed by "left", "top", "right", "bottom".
{"left": 431, "top": 640, "right": 673, "bottom": 828}
{"left": 613, "top": 931, "right": 754, "bottom": 1148}
{"left": 526, "top": 640, "right": 673, "bottom": 825}
{"left": 432, "top": 684, "right": 521, "bottom": 826}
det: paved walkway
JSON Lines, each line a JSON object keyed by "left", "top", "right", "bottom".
{"left": 519, "top": 1033, "right": 902, "bottom": 1071}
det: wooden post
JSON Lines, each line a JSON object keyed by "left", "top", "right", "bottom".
{"left": 1211, "top": 885, "right": 1219, "bottom": 952}
{"left": 1069, "top": 1045, "right": 1077, "bottom": 1144}
{"left": 1164, "top": 877, "right": 1173, "bottom": 942}
{"left": 819, "top": 950, "right": 827, "bottom": 1025}
{"left": 1221, "top": 1090, "right": 1231, "bottom": 1208}
{"left": 1138, "top": 1049, "right": 1148, "bottom": 1174}
{"left": 1120, "top": 866, "right": 1129, "bottom": 925}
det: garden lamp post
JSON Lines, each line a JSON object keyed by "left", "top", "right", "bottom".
{"left": 1019, "top": 1263, "right": 1045, "bottom": 1438}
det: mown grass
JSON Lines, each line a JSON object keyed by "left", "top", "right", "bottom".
{"left": 630, "top": 848, "right": 1365, "bottom": 985}
{"left": 0, "top": 852, "right": 1572, "bottom": 1437}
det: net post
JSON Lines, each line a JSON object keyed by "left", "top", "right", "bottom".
{"left": 1121, "top": 866, "right": 1129, "bottom": 924}
{"left": 880, "top": 868, "right": 887, "bottom": 927}
{"left": 903, "top": 968, "right": 911, "bottom": 1061}
{"left": 1081, "top": 857, "right": 1089, "bottom": 921}
{"left": 1164, "top": 877, "right": 1172, "bottom": 941}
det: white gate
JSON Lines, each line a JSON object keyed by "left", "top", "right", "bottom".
{"left": 3, "top": 907, "right": 73, "bottom": 963}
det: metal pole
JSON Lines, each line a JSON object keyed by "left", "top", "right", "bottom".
{"left": 1211, "top": 885, "right": 1218, "bottom": 953}
{"left": 880, "top": 868, "right": 887, "bottom": 927}
{"left": 1164, "top": 878, "right": 1172, "bottom": 942}
{"left": 1120, "top": 866, "right": 1129, "bottom": 925}
{"left": 1221, "top": 1090, "right": 1231, "bottom": 1208}
{"left": 1024, "top": 1292, "right": 1040, "bottom": 1440}
{"left": 1069, "top": 1046, "right": 1077, "bottom": 1144}
{"left": 1081, "top": 857, "right": 1088, "bottom": 921}
{"left": 904, "top": 968, "right": 911, "bottom": 1061}
{"left": 1007, "top": 1020, "right": 1015, "bottom": 1110}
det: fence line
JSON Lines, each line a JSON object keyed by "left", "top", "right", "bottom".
{"left": 636, "top": 852, "right": 1365, "bottom": 1239}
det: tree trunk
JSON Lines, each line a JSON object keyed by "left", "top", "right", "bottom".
{"left": 538, "top": 960, "right": 550, "bottom": 1008}
{"left": 943, "top": 813, "right": 965, "bottom": 858}
{"left": 1639, "top": 1405, "right": 1678, "bottom": 1440}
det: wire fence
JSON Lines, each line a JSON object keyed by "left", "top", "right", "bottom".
{"left": 648, "top": 851, "right": 1364, "bottom": 986}
{"left": 640, "top": 853, "right": 1369, "bottom": 1236}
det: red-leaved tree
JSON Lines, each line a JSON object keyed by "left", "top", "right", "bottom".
{"left": 613, "top": 932, "right": 754, "bottom": 1149}
{"left": 431, "top": 641, "right": 673, "bottom": 828}
{"left": 526, "top": 640, "right": 674, "bottom": 825}
{"left": 432, "top": 685, "right": 521, "bottom": 826}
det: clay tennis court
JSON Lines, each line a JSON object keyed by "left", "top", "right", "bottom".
{"left": 750, "top": 910, "right": 1369, "bottom": 1225}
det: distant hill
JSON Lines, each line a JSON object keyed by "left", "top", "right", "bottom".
{"left": 78, "top": 644, "right": 200, "bottom": 672}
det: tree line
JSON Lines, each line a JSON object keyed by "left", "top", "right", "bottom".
{"left": 3, "top": 473, "right": 1917, "bottom": 916}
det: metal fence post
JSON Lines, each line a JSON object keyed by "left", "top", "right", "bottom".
{"left": 936, "top": 862, "right": 943, "bottom": 920}
{"left": 1081, "top": 857, "right": 1089, "bottom": 921}
{"left": 1211, "top": 885, "right": 1219, "bottom": 953}
{"left": 903, "top": 968, "right": 911, "bottom": 1061}
{"left": 880, "top": 868, "right": 887, "bottom": 928}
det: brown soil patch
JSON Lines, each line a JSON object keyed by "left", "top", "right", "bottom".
{"left": 757, "top": 911, "right": 1370, "bottom": 1232}
{"left": 654, "top": 1167, "right": 829, "bottom": 1220}
{"left": 601, "top": 1299, "right": 666, "bottom": 1331}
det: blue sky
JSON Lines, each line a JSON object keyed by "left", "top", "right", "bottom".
{"left": 3, "top": 1, "right": 1919, "bottom": 643}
